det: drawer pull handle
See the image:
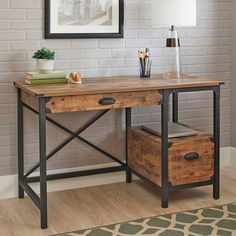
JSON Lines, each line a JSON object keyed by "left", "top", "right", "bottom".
{"left": 98, "top": 97, "right": 116, "bottom": 105}
{"left": 184, "top": 152, "right": 199, "bottom": 161}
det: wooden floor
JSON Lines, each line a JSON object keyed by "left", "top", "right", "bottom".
{"left": 0, "top": 167, "right": 236, "bottom": 236}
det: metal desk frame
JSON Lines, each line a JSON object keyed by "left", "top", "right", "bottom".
{"left": 17, "top": 85, "right": 220, "bottom": 229}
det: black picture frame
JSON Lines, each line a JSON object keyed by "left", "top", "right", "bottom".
{"left": 45, "top": 0, "right": 124, "bottom": 39}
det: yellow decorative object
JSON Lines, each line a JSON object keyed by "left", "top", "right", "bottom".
{"left": 69, "top": 72, "right": 82, "bottom": 84}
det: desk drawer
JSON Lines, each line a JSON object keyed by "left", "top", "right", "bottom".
{"left": 46, "top": 90, "right": 162, "bottom": 113}
{"left": 128, "top": 127, "right": 214, "bottom": 187}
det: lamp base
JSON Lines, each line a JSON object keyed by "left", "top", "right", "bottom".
{"left": 163, "top": 71, "right": 179, "bottom": 79}
{"left": 163, "top": 25, "right": 182, "bottom": 79}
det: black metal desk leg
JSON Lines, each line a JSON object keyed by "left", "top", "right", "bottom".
{"left": 17, "top": 88, "right": 24, "bottom": 199}
{"left": 39, "top": 98, "right": 48, "bottom": 229}
{"left": 126, "top": 107, "right": 132, "bottom": 183}
{"left": 173, "top": 93, "right": 178, "bottom": 123}
{"left": 213, "top": 87, "right": 220, "bottom": 199}
{"left": 161, "top": 90, "right": 170, "bottom": 208}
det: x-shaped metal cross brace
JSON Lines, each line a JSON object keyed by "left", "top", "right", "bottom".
{"left": 23, "top": 104, "right": 126, "bottom": 180}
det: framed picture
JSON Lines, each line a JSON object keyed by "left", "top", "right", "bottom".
{"left": 45, "top": 0, "right": 124, "bottom": 39}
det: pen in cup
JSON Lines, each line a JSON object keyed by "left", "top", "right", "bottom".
{"left": 138, "top": 48, "right": 151, "bottom": 78}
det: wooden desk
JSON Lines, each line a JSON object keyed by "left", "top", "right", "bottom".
{"left": 14, "top": 75, "right": 223, "bottom": 229}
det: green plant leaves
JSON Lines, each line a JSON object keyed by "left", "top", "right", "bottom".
{"left": 32, "top": 47, "right": 55, "bottom": 60}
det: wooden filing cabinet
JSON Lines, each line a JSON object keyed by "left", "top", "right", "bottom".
{"left": 128, "top": 126, "right": 214, "bottom": 187}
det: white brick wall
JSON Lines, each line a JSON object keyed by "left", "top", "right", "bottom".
{"left": 0, "top": 0, "right": 232, "bottom": 175}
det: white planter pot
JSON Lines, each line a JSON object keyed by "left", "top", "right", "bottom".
{"left": 37, "top": 59, "right": 54, "bottom": 73}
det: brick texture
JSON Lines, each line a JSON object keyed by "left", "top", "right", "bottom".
{"left": 0, "top": 0, "right": 232, "bottom": 175}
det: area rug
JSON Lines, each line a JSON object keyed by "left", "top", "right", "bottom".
{"left": 55, "top": 202, "right": 236, "bottom": 236}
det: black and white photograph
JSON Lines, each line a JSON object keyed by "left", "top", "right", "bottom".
{"left": 45, "top": 0, "right": 124, "bottom": 39}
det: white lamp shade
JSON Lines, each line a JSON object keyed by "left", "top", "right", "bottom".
{"left": 151, "top": 0, "right": 196, "bottom": 27}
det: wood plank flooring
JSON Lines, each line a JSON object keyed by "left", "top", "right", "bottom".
{"left": 0, "top": 167, "right": 235, "bottom": 236}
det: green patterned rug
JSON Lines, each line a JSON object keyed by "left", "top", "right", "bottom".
{"left": 55, "top": 202, "right": 236, "bottom": 236}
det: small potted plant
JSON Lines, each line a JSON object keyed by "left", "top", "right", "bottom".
{"left": 32, "top": 47, "right": 55, "bottom": 73}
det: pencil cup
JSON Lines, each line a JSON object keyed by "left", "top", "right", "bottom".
{"left": 139, "top": 59, "right": 152, "bottom": 78}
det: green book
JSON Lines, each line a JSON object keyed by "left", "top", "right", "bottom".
{"left": 25, "top": 78, "right": 68, "bottom": 85}
{"left": 26, "top": 71, "right": 66, "bottom": 80}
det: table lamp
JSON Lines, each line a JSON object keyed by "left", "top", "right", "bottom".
{"left": 151, "top": 0, "right": 196, "bottom": 78}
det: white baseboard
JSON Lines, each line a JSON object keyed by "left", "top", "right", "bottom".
{"left": 0, "top": 163, "right": 126, "bottom": 200}
{"left": 220, "top": 147, "right": 232, "bottom": 167}
{"left": 230, "top": 147, "right": 236, "bottom": 166}
{"left": 220, "top": 147, "right": 236, "bottom": 167}
{"left": 0, "top": 147, "right": 234, "bottom": 200}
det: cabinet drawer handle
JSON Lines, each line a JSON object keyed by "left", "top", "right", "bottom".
{"left": 184, "top": 152, "right": 199, "bottom": 161}
{"left": 98, "top": 97, "right": 116, "bottom": 105}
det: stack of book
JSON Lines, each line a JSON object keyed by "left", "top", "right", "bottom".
{"left": 25, "top": 71, "right": 68, "bottom": 85}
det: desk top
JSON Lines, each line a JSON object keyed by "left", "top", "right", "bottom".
{"left": 14, "top": 75, "right": 223, "bottom": 97}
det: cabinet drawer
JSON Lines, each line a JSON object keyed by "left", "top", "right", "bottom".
{"left": 128, "top": 127, "right": 214, "bottom": 187}
{"left": 168, "top": 136, "right": 214, "bottom": 186}
{"left": 45, "top": 90, "right": 162, "bottom": 113}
